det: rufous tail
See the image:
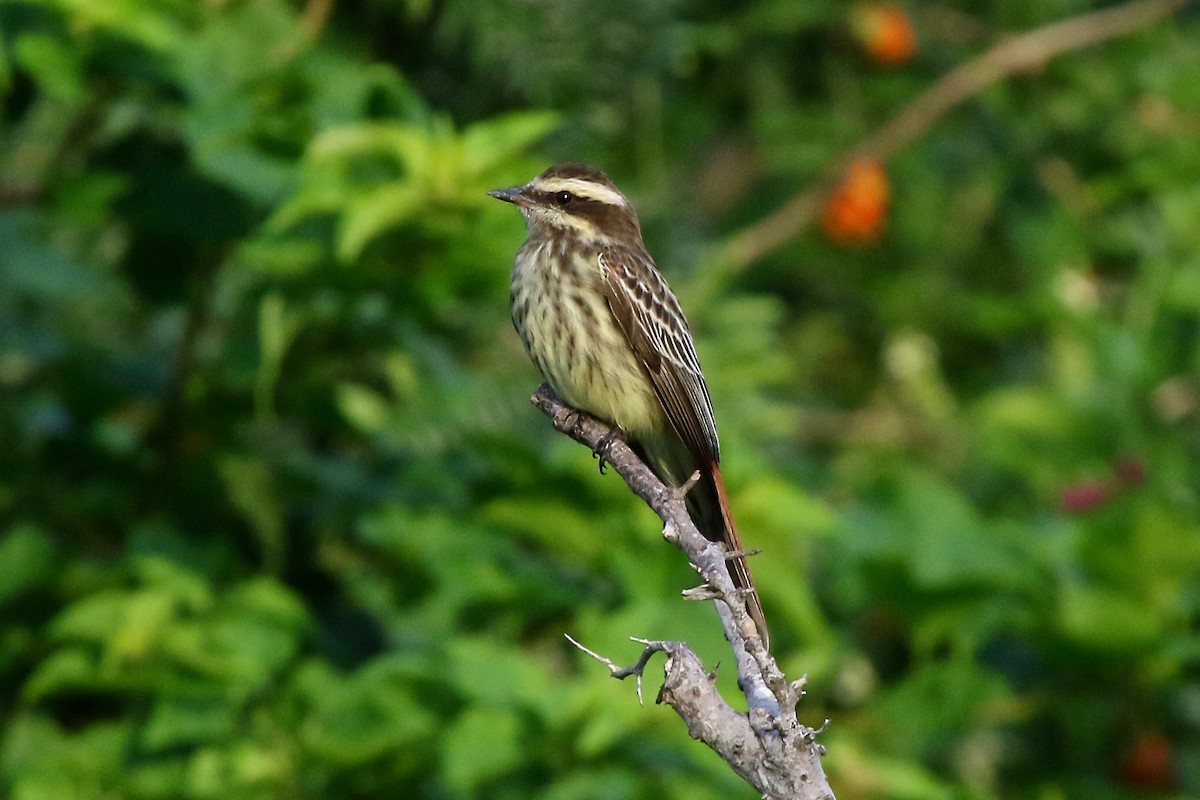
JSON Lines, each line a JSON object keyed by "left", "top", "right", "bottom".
{"left": 635, "top": 437, "right": 770, "bottom": 649}
{"left": 709, "top": 461, "right": 769, "bottom": 650}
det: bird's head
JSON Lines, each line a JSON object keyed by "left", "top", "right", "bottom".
{"left": 488, "top": 163, "right": 643, "bottom": 243}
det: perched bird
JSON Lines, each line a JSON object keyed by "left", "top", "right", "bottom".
{"left": 489, "top": 163, "right": 769, "bottom": 648}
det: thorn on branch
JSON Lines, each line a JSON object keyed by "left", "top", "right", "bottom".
{"left": 803, "top": 719, "right": 832, "bottom": 744}
{"left": 682, "top": 584, "right": 720, "bottom": 601}
{"left": 724, "top": 546, "right": 762, "bottom": 561}
{"left": 671, "top": 469, "right": 703, "bottom": 503}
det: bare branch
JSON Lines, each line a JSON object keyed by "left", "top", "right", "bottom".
{"left": 565, "top": 635, "right": 672, "bottom": 705}
{"left": 534, "top": 384, "right": 834, "bottom": 800}
{"left": 717, "top": 0, "right": 1191, "bottom": 271}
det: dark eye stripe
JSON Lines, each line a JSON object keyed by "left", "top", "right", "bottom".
{"left": 538, "top": 191, "right": 606, "bottom": 211}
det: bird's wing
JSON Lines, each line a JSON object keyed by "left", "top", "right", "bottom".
{"left": 599, "top": 245, "right": 720, "bottom": 463}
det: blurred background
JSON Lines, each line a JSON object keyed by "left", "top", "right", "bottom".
{"left": 2, "top": 0, "right": 1199, "bottom": 798}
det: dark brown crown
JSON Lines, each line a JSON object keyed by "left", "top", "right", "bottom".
{"left": 538, "top": 163, "right": 615, "bottom": 186}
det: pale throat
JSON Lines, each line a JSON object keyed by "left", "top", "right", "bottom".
{"left": 522, "top": 209, "right": 600, "bottom": 240}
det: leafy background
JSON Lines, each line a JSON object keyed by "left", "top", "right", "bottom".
{"left": 2, "top": 0, "right": 1199, "bottom": 798}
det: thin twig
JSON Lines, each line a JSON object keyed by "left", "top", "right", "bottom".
{"left": 717, "top": 0, "right": 1191, "bottom": 271}
{"left": 565, "top": 634, "right": 666, "bottom": 705}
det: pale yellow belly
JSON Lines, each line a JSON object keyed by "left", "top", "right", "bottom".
{"left": 511, "top": 243, "right": 665, "bottom": 438}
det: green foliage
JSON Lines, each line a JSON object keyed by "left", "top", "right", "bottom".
{"left": 1, "top": 0, "right": 1199, "bottom": 798}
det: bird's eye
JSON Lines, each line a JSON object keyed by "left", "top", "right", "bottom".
{"left": 554, "top": 191, "right": 574, "bottom": 206}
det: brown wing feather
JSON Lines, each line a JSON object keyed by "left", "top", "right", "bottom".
{"left": 598, "top": 245, "right": 719, "bottom": 464}
{"left": 599, "top": 244, "right": 770, "bottom": 649}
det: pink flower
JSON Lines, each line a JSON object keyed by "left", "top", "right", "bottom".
{"left": 1060, "top": 481, "right": 1113, "bottom": 514}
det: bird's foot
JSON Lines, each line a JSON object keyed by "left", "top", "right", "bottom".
{"left": 552, "top": 405, "right": 583, "bottom": 434}
{"left": 592, "top": 429, "right": 622, "bottom": 474}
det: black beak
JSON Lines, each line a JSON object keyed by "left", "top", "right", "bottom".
{"left": 487, "top": 185, "right": 531, "bottom": 207}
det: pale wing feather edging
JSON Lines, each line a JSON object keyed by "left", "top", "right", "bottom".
{"left": 598, "top": 246, "right": 720, "bottom": 463}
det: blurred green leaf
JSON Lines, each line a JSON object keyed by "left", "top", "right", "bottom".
{"left": 0, "top": 525, "right": 56, "bottom": 606}
{"left": 441, "top": 706, "right": 523, "bottom": 792}
{"left": 13, "top": 33, "right": 83, "bottom": 103}
{"left": 299, "top": 657, "right": 438, "bottom": 766}
{"left": 1058, "top": 583, "right": 1162, "bottom": 653}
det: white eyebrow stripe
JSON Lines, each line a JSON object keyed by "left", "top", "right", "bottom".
{"left": 537, "top": 177, "right": 629, "bottom": 208}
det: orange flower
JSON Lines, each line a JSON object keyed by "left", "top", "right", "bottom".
{"left": 1119, "top": 731, "right": 1176, "bottom": 792}
{"left": 851, "top": 4, "right": 916, "bottom": 67}
{"left": 822, "top": 158, "right": 890, "bottom": 245}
